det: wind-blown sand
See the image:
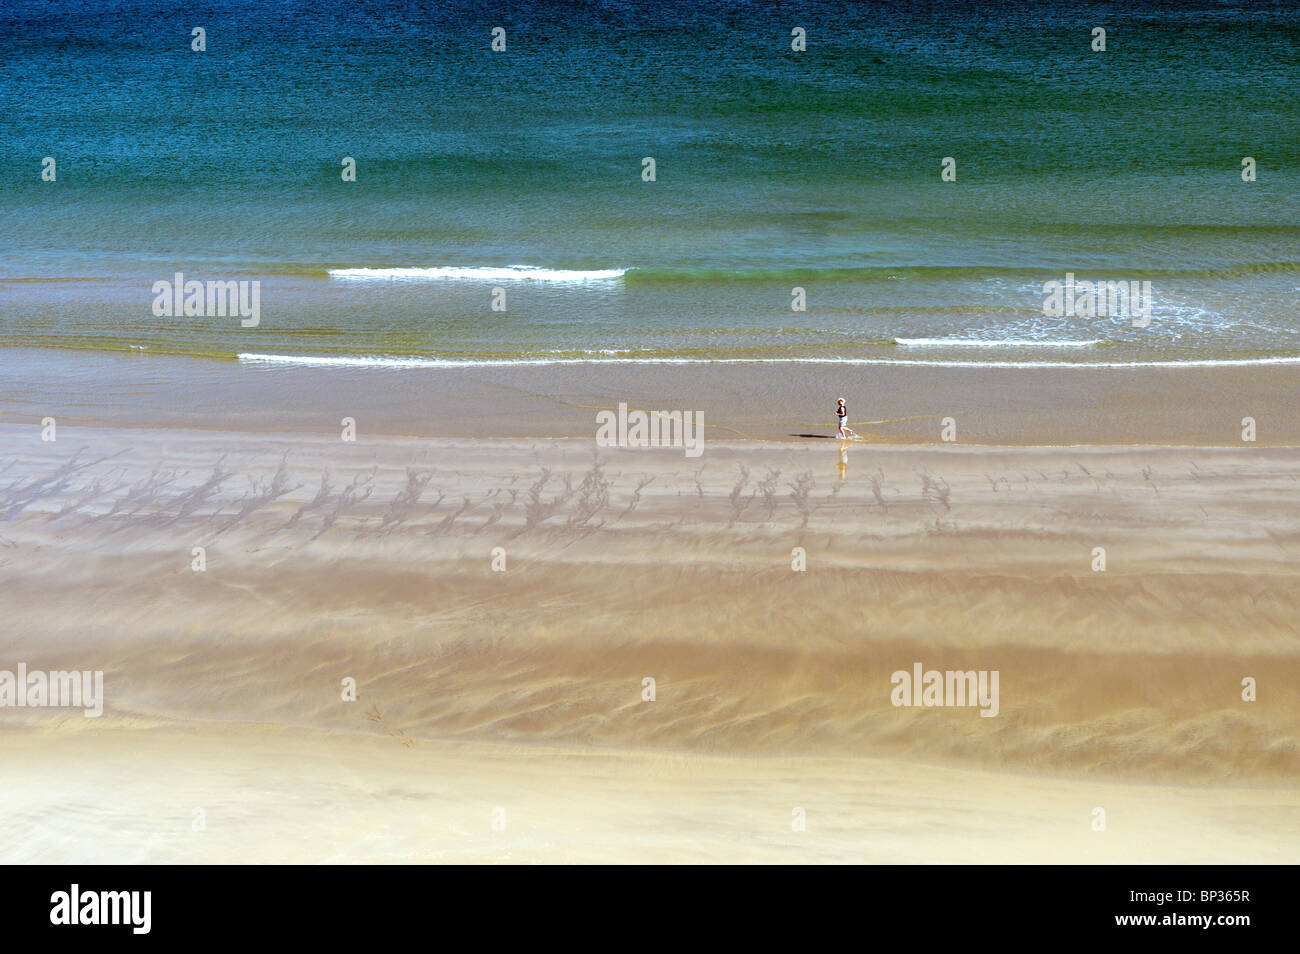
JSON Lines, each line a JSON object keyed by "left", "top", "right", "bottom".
{"left": 1, "top": 421, "right": 1297, "bottom": 862}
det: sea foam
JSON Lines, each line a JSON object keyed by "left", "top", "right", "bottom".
{"left": 328, "top": 266, "right": 625, "bottom": 282}
{"left": 238, "top": 353, "right": 1300, "bottom": 370}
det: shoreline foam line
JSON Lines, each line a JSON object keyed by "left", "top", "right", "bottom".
{"left": 895, "top": 338, "right": 1103, "bottom": 348}
{"left": 327, "top": 266, "right": 626, "bottom": 282}
{"left": 237, "top": 353, "right": 1300, "bottom": 369}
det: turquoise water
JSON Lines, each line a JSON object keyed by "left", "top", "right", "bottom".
{"left": 1, "top": 0, "right": 1297, "bottom": 364}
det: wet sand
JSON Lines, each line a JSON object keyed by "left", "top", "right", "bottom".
{"left": 4, "top": 346, "right": 1300, "bottom": 444}
{"left": 1, "top": 417, "right": 1297, "bottom": 862}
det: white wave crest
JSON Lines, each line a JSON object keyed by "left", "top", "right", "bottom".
{"left": 895, "top": 338, "right": 1102, "bottom": 348}
{"left": 238, "top": 353, "right": 1300, "bottom": 370}
{"left": 328, "top": 266, "right": 625, "bottom": 282}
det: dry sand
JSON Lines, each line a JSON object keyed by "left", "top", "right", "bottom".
{"left": 1, "top": 422, "right": 1297, "bottom": 862}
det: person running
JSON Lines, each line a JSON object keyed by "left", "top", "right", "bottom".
{"left": 836, "top": 398, "right": 856, "bottom": 440}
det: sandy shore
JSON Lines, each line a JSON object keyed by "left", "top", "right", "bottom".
{"left": 5, "top": 346, "right": 1300, "bottom": 444}
{"left": 5, "top": 725, "right": 1297, "bottom": 864}
{"left": 1, "top": 420, "right": 1297, "bottom": 862}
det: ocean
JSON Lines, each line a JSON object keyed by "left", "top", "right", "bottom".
{"left": 2, "top": 0, "right": 1298, "bottom": 367}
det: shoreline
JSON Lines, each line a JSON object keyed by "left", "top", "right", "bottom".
{"left": 4, "top": 345, "right": 1300, "bottom": 445}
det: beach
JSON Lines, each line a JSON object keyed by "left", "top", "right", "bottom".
{"left": 3, "top": 0, "right": 1298, "bottom": 866}
{"left": 6, "top": 346, "right": 1300, "bottom": 445}
{"left": 2, "top": 363, "right": 1298, "bottom": 862}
